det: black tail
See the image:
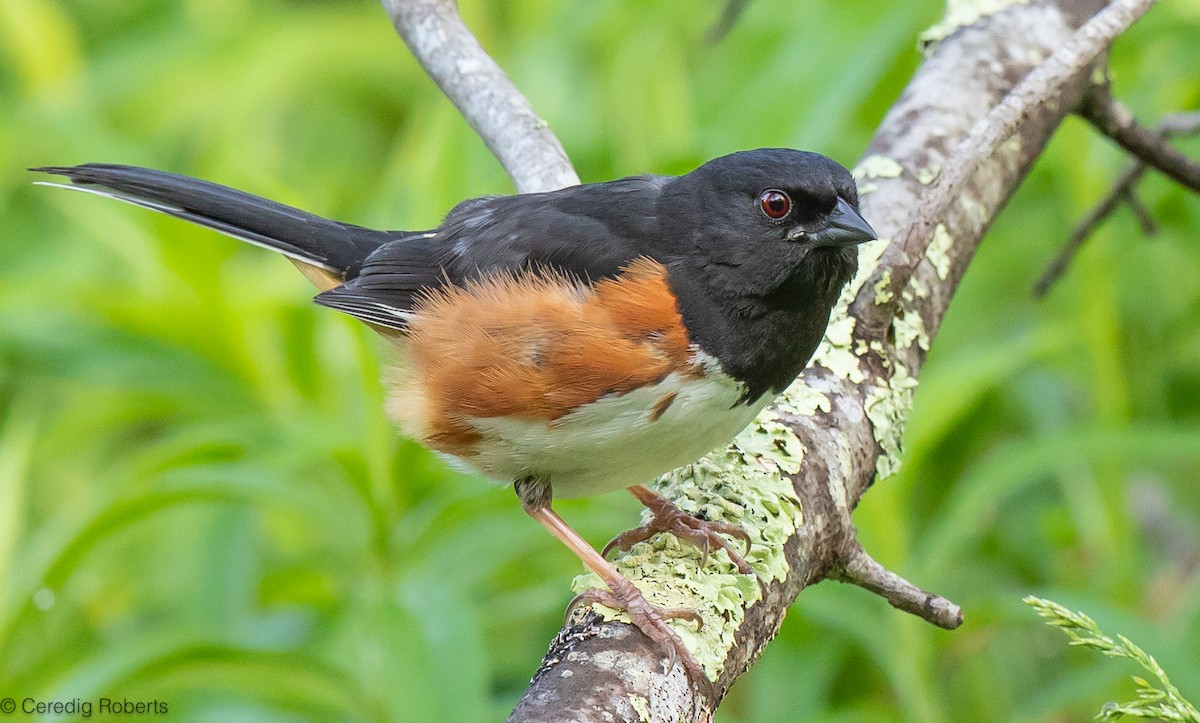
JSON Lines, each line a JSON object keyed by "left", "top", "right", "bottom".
{"left": 32, "top": 164, "right": 395, "bottom": 278}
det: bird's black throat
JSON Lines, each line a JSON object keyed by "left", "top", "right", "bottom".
{"left": 668, "top": 244, "right": 859, "bottom": 401}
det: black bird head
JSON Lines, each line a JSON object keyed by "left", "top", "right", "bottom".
{"left": 652, "top": 148, "right": 876, "bottom": 398}
{"left": 658, "top": 148, "right": 874, "bottom": 304}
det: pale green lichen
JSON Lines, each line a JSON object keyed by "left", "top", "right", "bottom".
{"left": 811, "top": 315, "right": 863, "bottom": 384}
{"left": 873, "top": 270, "right": 894, "bottom": 305}
{"left": 902, "top": 274, "right": 931, "bottom": 304}
{"left": 863, "top": 363, "right": 919, "bottom": 480}
{"left": 571, "top": 422, "right": 804, "bottom": 680}
{"left": 916, "top": 163, "right": 941, "bottom": 185}
{"left": 869, "top": 340, "right": 891, "bottom": 369}
{"left": 919, "top": 0, "right": 1031, "bottom": 53}
{"left": 774, "top": 378, "right": 832, "bottom": 418}
{"left": 893, "top": 309, "right": 930, "bottom": 351}
{"left": 630, "top": 694, "right": 651, "bottom": 722}
{"left": 854, "top": 155, "right": 904, "bottom": 182}
{"left": 809, "top": 235, "right": 889, "bottom": 382}
{"left": 736, "top": 410, "right": 805, "bottom": 475}
{"left": 852, "top": 237, "right": 890, "bottom": 291}
{"left": 960, "top": 194, "right": 989, "bottom": 225}
{"left": 925, "top": 223, "right": 953, "bottom": 281}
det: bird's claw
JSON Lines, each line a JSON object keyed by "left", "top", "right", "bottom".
{"left": 603, "top": 501, "right": 755, "bottom": 576}
{"left": 566, "top": 576, "right": 710, "bottom": 691}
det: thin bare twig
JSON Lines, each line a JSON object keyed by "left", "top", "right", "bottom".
{"left": 1034, "top": 163, "right": 1147, "bottom": 296}
{"left": 380, "top": 0, "right": 579, "bottom": 193}
{"left": 849, "top": 0, "right": 1157, "bottom": 336}
{"left": 706, "top": 0, "right": 752, "bottom": 44}
{"left": 831, "top": 542, "right": 964, "bottom": 630}
{"left": 1034, "top": 106, "right": 1200, "bottom": 296}
{"left": 1082, "top": 93, "right": 1200, "bottom": 192}
{"left": 1122, "top": 189, "right": 1159, "bottom": 235}
{"left": 1160, "top": 112, "right": 1200, "bottom": 136}
{"left": 1034, "top": 162, "right": 1147, "bottom": 296}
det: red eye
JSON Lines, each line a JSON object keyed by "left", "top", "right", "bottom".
{"left": 759, "top": 189, "right": 791, "bottom": 219}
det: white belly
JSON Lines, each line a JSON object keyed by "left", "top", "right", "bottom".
{"left": 462, "top": 366, "right": 772, "bottom": 498}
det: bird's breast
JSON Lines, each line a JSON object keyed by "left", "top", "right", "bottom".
{"left": 380, "top": 258, "right": 769, "bottom": 495}
{"left": 462, "top": 364, "right": 769, "bottom": 497}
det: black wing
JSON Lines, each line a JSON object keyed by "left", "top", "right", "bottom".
{"left": 314, "top": 174, "right": 672, "bottom": 330}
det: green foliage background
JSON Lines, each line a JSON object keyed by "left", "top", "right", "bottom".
{"left": 1, "top": 0, "right": 1198, "bottom": 720}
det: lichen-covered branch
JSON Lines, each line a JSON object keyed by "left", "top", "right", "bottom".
{"left": 849, "top": 0, "right": 1156, "bottom": 336}
{"left": 377, "top": 0, "right": 1171, "bottom": 719}
{"left": 380, "top": 0, "right": 578, "bottom": 193}
{"left": 510, "top": 0, "right": 1139, "bottom": 718}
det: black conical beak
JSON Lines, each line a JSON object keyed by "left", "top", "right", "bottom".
{"left": 809, "top": 197, "right": 877, "bottom": 247}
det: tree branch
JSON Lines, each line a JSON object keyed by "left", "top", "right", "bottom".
{"left": 1080, "top": 91, "right": 1200, "bottom": 193}
{"left": 380, "top": 0, "right": 578, "bottom": 193}
{"left": 511, "top": 0, "right": 1136, "bottom": 717}
{"left": 1033, "top": 161, "right": 1149, "bottom": 297}
{"left": 376, "top": 0, "right": 1175, "bottom": 719}
{"left": 830, "top": 541, "right": 963, "bottom": 630}
{"left": 1034, "top": 105, "right": 1200, "bottom": 296}
{"left": 848, "top": 0, "right": 1156, "bottom": 338}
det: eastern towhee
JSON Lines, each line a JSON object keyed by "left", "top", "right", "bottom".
{"left": 35, "top": 149, "right": 875, "bottom": 685}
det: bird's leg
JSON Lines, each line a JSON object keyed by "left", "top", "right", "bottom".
{"left": 604, "top": 484, "right": 755, "bottom": 576}
{"left": 514, "top": 476, "right": 710, "bottom": 686}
